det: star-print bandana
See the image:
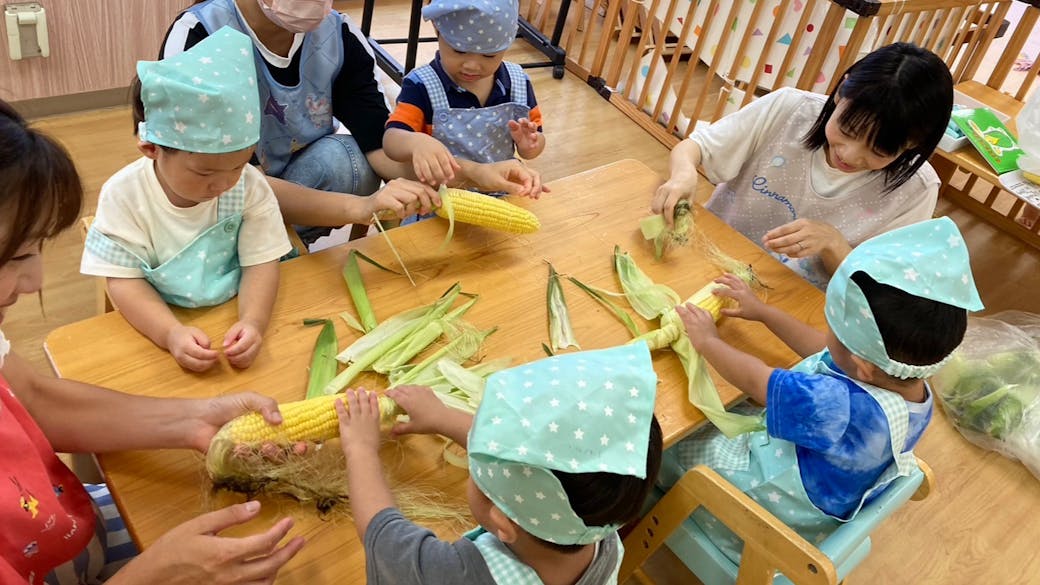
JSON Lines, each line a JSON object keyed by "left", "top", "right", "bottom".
{"left": 423, "top": 0, "right": 519, "bottom": 54}
{"left": 136, "top": 26, "right": 260, "bottom": 153}
{"left": 825, "top": 217, "right": 984, "bottom": 379}
{"left": 467, "top": 342, "right": 658, "bottom": 545}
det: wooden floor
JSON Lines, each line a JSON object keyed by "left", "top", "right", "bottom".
{"left": 6, "top": 2, "right": 1039, "bottom": 584}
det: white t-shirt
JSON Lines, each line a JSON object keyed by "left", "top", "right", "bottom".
{"left": 81, "top": 158, "right": 291, "bottom": 278}
{"left": 691, "top": 87, "right": 939, "bottom": 286}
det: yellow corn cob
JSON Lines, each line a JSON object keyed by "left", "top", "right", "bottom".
{"left": 435, "top": 188, "right": 540, "bottom": 234}
{"left": 1024, "top": 170, "right": 1040, "bottom": 185}
{"left": 214, "top": 393, "right": 403, "bottom": 445}
{"left": 633, "top": 282, "right": 731, "bottom": 350}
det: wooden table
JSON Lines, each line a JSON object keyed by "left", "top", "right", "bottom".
{"left": 45, "top": 159, "right": 825, "bottom": 582}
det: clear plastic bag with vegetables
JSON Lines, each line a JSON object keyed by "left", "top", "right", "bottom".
{"left": 932, "top": 311, "right": 1040, "bottom": 479}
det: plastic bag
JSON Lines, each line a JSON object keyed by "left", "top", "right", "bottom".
{"left": 932, "top": 311, "right": 1040, "bottom": 480}
{"left": 1017, "top": 89, "right": 1040, "bottom": 176}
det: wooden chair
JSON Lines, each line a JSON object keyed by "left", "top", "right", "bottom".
{"left": 620, "top": 460, "right": 934, "bottom": 585}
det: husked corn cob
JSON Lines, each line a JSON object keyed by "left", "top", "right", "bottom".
{"left": 215, "top": 394, "right": 403, "bottom": 445}
{"left": 632, "top": 281, "right": 731, "bottom": 351}
{"left": 435, "top": 188, "right": 540, "bottom": 234}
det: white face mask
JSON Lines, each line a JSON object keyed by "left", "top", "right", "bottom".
{"left": 256, "top": 0, "right": 332, "bottom": 33}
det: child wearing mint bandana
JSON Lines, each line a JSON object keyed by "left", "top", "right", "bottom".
{"left": 665, "top": 217, "right": 983, "bottom": 563}
{"left": 384, "top": 0, "right": 547, "bottom": 190}
{"left": 81, "top": 27, "right": 292, "bottom": 373}
{"left": 336, "top": 343, "right": 664, "bottom": 584}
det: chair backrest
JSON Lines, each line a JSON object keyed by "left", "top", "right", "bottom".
{"left": 620, "top": 459, "right": 934, "bottom": 585}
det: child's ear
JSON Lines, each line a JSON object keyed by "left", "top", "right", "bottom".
{"left": 487, "top": 505, "right": 519, "bottom": 544}
{"left": 138, "top": 140, "right": 160, "bottom": 160}
{"left": 848, "top": 354, "right": 879, "bottom": 382}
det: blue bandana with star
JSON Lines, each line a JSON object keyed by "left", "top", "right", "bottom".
{"left": 467, "top": 342, "right": 658, "bottom": 545}
{"left": 825, "top": 217, "right": 984, "bottom": 379}
{"left": 136, "top": 26, "right": 260, "bottom": 153}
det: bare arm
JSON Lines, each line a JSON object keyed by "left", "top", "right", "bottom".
{"left": 236, "top": 260, "right": 279, "bottom": 334}
{"left": 753, "top": 304, "right": 828, "bottom": 359}
{"left": 677, "top": 304, "right": 772, "bottom": 404}
{"left": 652, "top": 138, "right": 703, "bottom": 226}
{"left": 336, "top": 391, "right": 396, "bottom": 538}
{"left": 386, "top": 385, "right": 473, "bottom": 447}
{"left": 1, "top": 351, "right": 282, "bottom": 453}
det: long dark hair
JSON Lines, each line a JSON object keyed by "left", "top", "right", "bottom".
{"left": 803, "top": 42, "right": 953, "bottom": 192}
{"left": 0, "top": 100, "right": 83, "bottom": 265}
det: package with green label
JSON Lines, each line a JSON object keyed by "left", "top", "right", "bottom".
{"left": 950, "top": 107, "right": 1025, "bottom": 174}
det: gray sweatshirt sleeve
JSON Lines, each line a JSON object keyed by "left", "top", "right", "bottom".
{"left": 364, "top": 508, "right": 495, "bottom": 585}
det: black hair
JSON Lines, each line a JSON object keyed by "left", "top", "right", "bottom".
{"left": 129, "top": 75, "right": 179, "bottom": 153}
{"left": 803, "top": 42, "right": 953, "bottom": 192}
{"left": 539, "top": 415, "right": 664, "bottom": 553}
{"left": 851, "top": 271, "right": 967, "bottom": 367}
{"left": 0, "top": 99, "right": 83, "bottom": 265}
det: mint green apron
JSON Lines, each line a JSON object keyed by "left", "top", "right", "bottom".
{"left": 666, "top": 351, "right": 918, "bottom": 564}
{"left": 463, "top": 527, "right": 622, "bottom": 584}
{"left": 84, "top": 177, "right": 246, "bottom": 308}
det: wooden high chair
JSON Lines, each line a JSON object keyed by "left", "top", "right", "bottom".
{"left": 620, "top": 459, "right": 934, "bottom": 585}
{"left": 78, "top": 215, "right": 309, "bottom": 314}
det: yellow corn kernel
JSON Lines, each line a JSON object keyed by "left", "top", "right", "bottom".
{"left": 435, "top": 188, "right": 540, "bottom": 234}
{"left": 218, "top": 394, "right": 402, "bottom": 445}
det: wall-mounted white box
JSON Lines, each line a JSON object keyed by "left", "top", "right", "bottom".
{"left": 4, "top": 2, "right": 48, "bottom": 60}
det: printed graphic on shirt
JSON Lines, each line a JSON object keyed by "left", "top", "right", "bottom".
{"left": 264, "top": 95, "right": 288, "bottom": 124}
{"left": 305, "top": 94, "right": 332, "bottom": 128}
{"left": 11, "top": 476, "right": 40, "bottom": 519}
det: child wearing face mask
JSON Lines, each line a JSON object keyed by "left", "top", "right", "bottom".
{"left": 652, "top": 43, "right": 954, "bottom": 288}
{"left": 81, "top": 28, "right": 291, "bottom": 373}
{"left": 382, "top": 0, "right": 547, "bottom": 191}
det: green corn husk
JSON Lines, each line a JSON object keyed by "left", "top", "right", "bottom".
{"left": 613, "top": 246, "right": 680, "bottom": 319}
{"left": 343, "top": 250, "right": 377, "bottom": 332}
{"left": 370, "top": 296, "right": 479, "bottom": 374}
{"left": 547, "top": 263, "right": 580, "bottom": 351}
{"left": 567, "top": 276, "right": 641, "bottom": 337}
{"left": 391, "top": 324, "right": 497, "bottom": 387}
{"left": 304, "top": 319, "right": 339, "bottom": 399}
{"left": 338, "top": 311, "right": 366, "bottom": 333}
{"left": 639, "top": 199, "right": 694, "bottom": 260}
{"left": 323, "top": 284, "right": 463, "bottom": 394}
{"left": 616, "top": 247, "right": 763, "bottom": 437}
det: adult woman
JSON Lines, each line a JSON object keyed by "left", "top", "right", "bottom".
{"left": 0, "top": 100, "right": 302, "bottom": 583}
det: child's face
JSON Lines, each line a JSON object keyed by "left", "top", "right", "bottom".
{"left": 143, "top": 144, "right": 255, "bottom": 208}
{"left": 823, "top": 97, "right": 903, "bottom": 173}
{"left": 437, "top": 36, "right": 506, "bottom": 89}
{"left": 0, "top": 231, "right": 42, "bottom": 326}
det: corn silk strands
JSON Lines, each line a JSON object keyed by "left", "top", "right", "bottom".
{"left": 638, "top": 199, "right": 694, "bottom": 260}
{"left": 615, "top": 246, "right": 765, "bottom": 438}
{"left": 546, "top": 262, "right": 580, "bottom": 351}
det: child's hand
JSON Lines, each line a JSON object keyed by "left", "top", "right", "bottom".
{"left": 223, "top": 320, "right": 263, "bottom": 369}
{"left": 467, "top": 159, "right": 549, "bottom": 199}
{"left": 508, "top": 118, "right": 542, "bottom": 157}
{"left": 762, "top": 218, "right": 848, "bottom": 260}
{"left": 713, "top": 273, "right": 767, "bottom": 322}
{"left": 335, "top": 389, "right": 384, "bottom": 460}
{"left": 366, "top": 178, "right": 440, "bottom": 220}
{"left": 166, "top": 325, "right": 220, "bottom": 372}
{"left": 411, "top": 134, "right": 460, "bottom": 186}
{"left": 676, "top": 302, "right": 720, "bottom": 351}
{"left": 385, "top": 385, "right": 450, "bottom": 436}
{"left": 652, "top": 175, "right": 698, "bottom": 228}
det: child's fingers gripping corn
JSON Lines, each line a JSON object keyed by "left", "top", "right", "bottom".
{"left": 435, "top": 188, "right": 540, "bottom": 234}
{"left": 206, "top": 393, "right": 404, "bottom": 482}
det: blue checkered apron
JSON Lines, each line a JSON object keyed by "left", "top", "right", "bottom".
{"left": 413, "top": 62, "right": 530, "bottom": 164}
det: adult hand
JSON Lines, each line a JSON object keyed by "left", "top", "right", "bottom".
{"left": 466, "top": 159, "right": 549, "bottom": 199}
{"left": 365, "top": 178, "right": 441, "bottom": 220}
{"left": 189, "top": 391, "right": 283, "bottom": 453}
{"left": 508, "top": 118, "right": 540, "bottom": 154}
{"left": 676, "top": 302, "right": 720, "bottom": 352}
{"left": 762, "top": 218, "right": 850, "bottom": 261}
{"left": 335, "top": 389, "right": 383, "bottom": 460}
{"left": 167, "top": 325, "right": 220, "bottom": 373}
{"left": 223, "top": 320, "right": 263, "bottom": 369}
{"left": 651, "top": 172, "right": 698, "bottom": 228}
{"left": 411, "top": 134, "right": 460, "bottom": 185}
{"left": 712, "top": 274, "right": 768, "bottom": 322}
{"left": 115, "top": 501, "right": 304, "bottom": 585}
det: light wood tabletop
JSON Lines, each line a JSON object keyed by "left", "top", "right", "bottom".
{"left": 44, "top": 159, "right": 825, "bottom": 582}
